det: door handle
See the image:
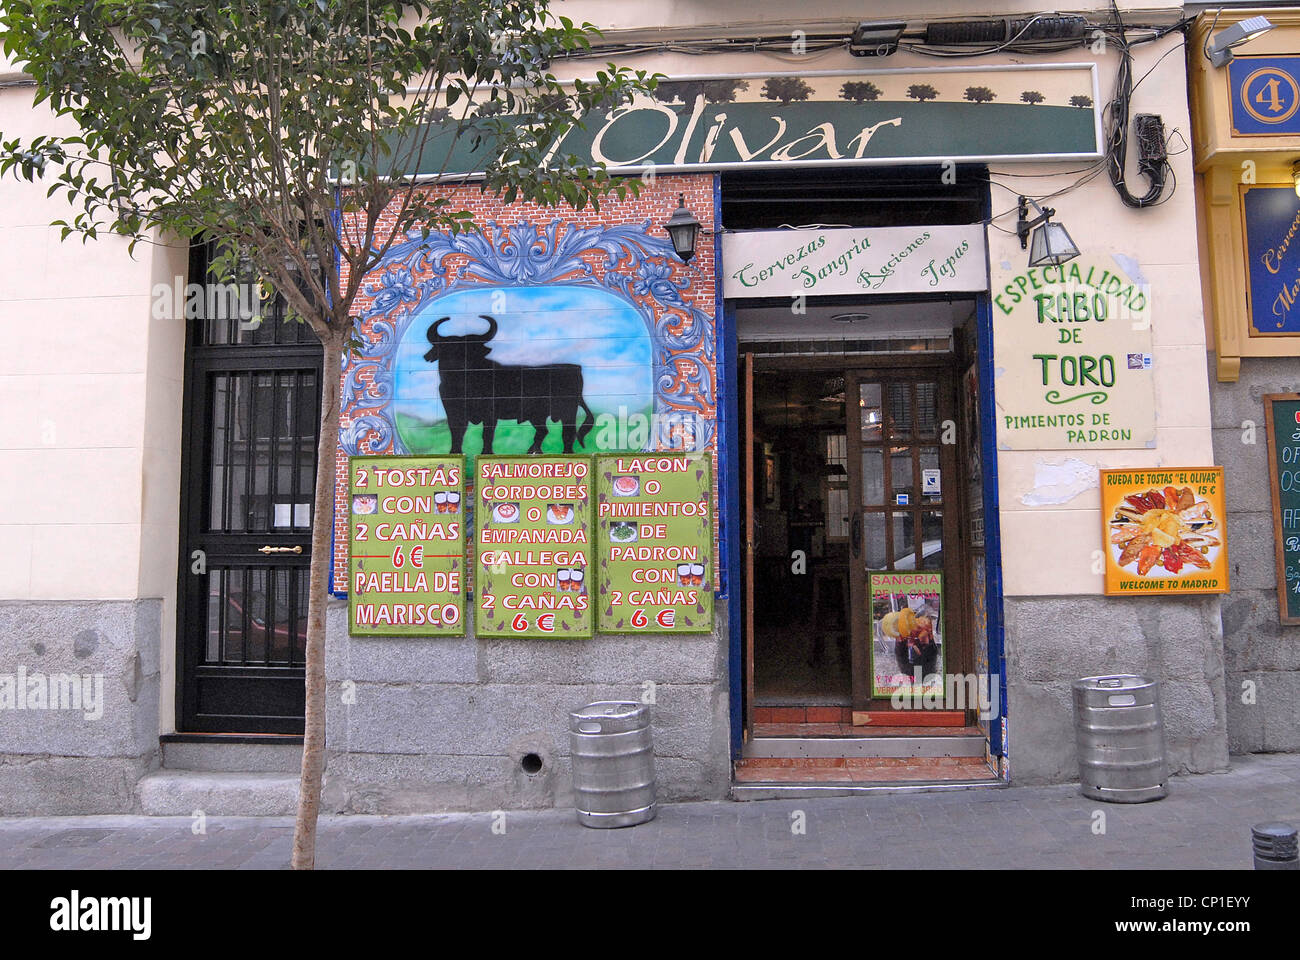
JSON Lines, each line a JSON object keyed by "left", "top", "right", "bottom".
{"left": 850, "top": 511, "right": 861, "bottom": 558}
{"left": 259, "top": 545, "right": 303, "bottom": 554}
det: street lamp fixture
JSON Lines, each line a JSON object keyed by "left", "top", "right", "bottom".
{"left": 1018, "top": 196, "right": 1080, "bottom": 268}
{"left": 1206, "top": 15, "right": 1274, "bottom": 68}
{"left": 663, "top": 195, "right": 702, "bottom": 263}
{"left": 850, "top": 20, "right": 907, "bottom": 58}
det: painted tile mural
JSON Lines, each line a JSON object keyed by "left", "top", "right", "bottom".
{"left": 331, "top": 176, "right": 719, "bottom": 593}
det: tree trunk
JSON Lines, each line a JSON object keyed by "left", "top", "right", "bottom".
{"left": 292, "top": 329, "right": 345, "bottom": 870}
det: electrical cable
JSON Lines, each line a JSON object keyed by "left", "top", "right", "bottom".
{"left": 1100, "top": 0, "right": 1176, "bottom": 208}
{"left": 544, "top": 10, "right": 1191, "bottom": 217}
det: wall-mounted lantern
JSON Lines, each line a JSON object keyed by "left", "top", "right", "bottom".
{"left": 663, "top": 195, "right": 702, "bottom": 263}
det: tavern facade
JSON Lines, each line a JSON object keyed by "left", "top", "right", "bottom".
{"left": 1, "top": 2, "right": 1297, "bottom": 814}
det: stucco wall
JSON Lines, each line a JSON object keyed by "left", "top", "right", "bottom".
{"left": 0, "top": 69, "right": 185, "bottom": 807}
{"left": 984, "top": 33, "right": 1227, "bottom": 780}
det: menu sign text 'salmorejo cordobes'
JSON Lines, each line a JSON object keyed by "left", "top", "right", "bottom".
{"left": 348, "top": 456, "right": 466, "bottom": 636}
{"left": 476, "top": 456, "right": 593, "bottom": 638}
{"left": 596, "top": 453, "right": 714, "bottom": 633}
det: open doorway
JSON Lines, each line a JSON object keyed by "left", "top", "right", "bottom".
{"left": 737, "top": 298, "right": 987, "bottom": 727}
{"left": 749, "top": 368, "right": 854, "bottom": 705}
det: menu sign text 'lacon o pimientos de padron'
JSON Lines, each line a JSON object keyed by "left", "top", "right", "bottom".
{"left": 476, "top": 456, "right": 593, "bottom": 637}
{"left": 993, "top": 256, "right": 1155, "bottom": 449}
{"left": 348, "top": 456, "right": 465, "bottom": 636}
{"left": 596, "top": 453, "right": 714, "bottom": 633}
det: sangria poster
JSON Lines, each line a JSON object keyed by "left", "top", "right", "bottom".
{"left": 869, "top": 572, "right": 944, "bottom": 699}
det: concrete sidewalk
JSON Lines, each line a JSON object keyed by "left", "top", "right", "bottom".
{"left": 1, "top": 754, "right": 1296, "bottom": 869}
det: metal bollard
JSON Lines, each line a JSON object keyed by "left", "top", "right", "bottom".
{"left": 1252, "top": 822, "right": 1299, "bottom": 870}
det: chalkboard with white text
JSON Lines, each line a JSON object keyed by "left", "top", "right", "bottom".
{"left": 1264, "top": 395, "right": 1300, "bottom": 623}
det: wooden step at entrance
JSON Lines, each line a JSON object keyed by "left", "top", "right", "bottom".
{"left": 852, "top": 709, "right": 966, "bottom": 726}
{"left": 736, "top": 756, "right": 993, "bottom": 781}
{"left": 753, "top": 722, "right": 982, "bottom": 738}
{"left": 731, "top": 755, "right": 1002, "bottom": 799}
{"left": 744, "top": 726, "right": 986, "bottom": 759}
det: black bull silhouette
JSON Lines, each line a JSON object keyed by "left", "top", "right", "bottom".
{"left": 423, "top": 314, "right": 596, "bottom": 454}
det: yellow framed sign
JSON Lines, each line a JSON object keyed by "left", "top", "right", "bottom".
{"left": 1100, "top": 468, "right": 1228, "bottom": 595}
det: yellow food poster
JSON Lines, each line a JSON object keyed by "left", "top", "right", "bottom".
{"left": 1100, "top": 468, "right": 1228, "bottom": 595}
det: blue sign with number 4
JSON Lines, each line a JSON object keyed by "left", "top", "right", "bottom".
{"left": 1229, "top": 56, "right": 1300, "bottom": 136}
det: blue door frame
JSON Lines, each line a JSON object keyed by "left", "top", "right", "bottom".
{"left": 975, "top": 291, "right": 1008, "bottom": 757}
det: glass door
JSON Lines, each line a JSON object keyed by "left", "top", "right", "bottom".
{"left": 845, "top": 370, "right": 962, "bottom": 710}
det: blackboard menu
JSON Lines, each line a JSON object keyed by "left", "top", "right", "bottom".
{"left": 475, "top": 455, "right": 593, "bottom": 637}
{"left": 595, "top": 453, "right": 714, "bottom": 633}
{"left": 1264, "top": 395, "right": 1300, "bottom": 623}
{"left": 348, "top": 456, "right": 466, "bottom": 636}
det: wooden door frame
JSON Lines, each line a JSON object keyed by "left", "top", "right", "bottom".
{"left": 738, "top": 351, "right": 973, "bottom": 731}
{"left": 743, "top": 353, "right": 756, "bottom": 740}
{"left": 842, "top": 366, "right": 969, "bottom": 712}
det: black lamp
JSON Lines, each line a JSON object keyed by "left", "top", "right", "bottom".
{"left": 663, "top": 194, "right": 702, "bottom": 263}
{"left": 1017, "top": 196, "right": 1080, "bottom": 268}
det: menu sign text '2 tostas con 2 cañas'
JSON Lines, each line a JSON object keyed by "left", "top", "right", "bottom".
{"left": 476, "top": 456, "right": 593, "bottom": 637}
{"left": 348, "top": 456, "right": 466, "bottom": 636}
{"left": 596, "top": 453, "right": 714, "bottom": 633}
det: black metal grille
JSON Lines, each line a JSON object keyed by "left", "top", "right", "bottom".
{"left": 207, "top": 370, "right": 318, "bottom": 533}
{"left": 178, "top": 237, "right": 322, "bottom": 732}
{"left": 205, "top": 565, "right": 308, "bottom": 666}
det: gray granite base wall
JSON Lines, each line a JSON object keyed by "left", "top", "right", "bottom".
{"left": 1211, "top": 355, "right": 1300, "bottom": 754}
{"left": 1004, "top": 594, "right": 1228, "bottom": 784}
{"left": 0, "top": 599, "right": 162, "bottom": 814}
{"left": 321, "top": 598, "right": 731, "bottom": 813}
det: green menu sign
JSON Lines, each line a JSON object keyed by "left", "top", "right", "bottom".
{"left": 595, "top": 453, "right": 714, "bottom": 633}
{"left": 475, "top": 455, "right": 593, "bottom": 637}
{"left": 348, "top": 456, "right": 466, "bottom": 636}
{"left": 1264, "top": 395, "right": 1300, "bottom": 624}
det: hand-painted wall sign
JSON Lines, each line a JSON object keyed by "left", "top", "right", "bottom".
{"left": 991, "top": 256, "right": 1156, "bottom": 449}
{"left": 1229, "top": 56, "right": 1300, "bottom": 136}
{"left": 348, "top": 456, "right": 466, "bottom": 636}
{"left": 595, "top": 453, "right": 714, "bottom": 633}
{"left": 475, "top": 455, "right": 594, "bottom": 637}
{"left": 721, "top": 224, "right": 987, "bottom": 298}
{"left": 1242, "top": 185, "right": 1300, "bottom": 335}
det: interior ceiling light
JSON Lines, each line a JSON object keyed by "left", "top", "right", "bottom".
{"left": 830, "top": 313, "right": 871, "bottom": 323}
{"left": 1017, "top": 196, "right": 1080, "bottom": 268}
{"left": 850, "top": 21, "right": 906, "bottom": 57}
{"left": 1206, "top": 15, "right": 1274, "bottom": 68}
